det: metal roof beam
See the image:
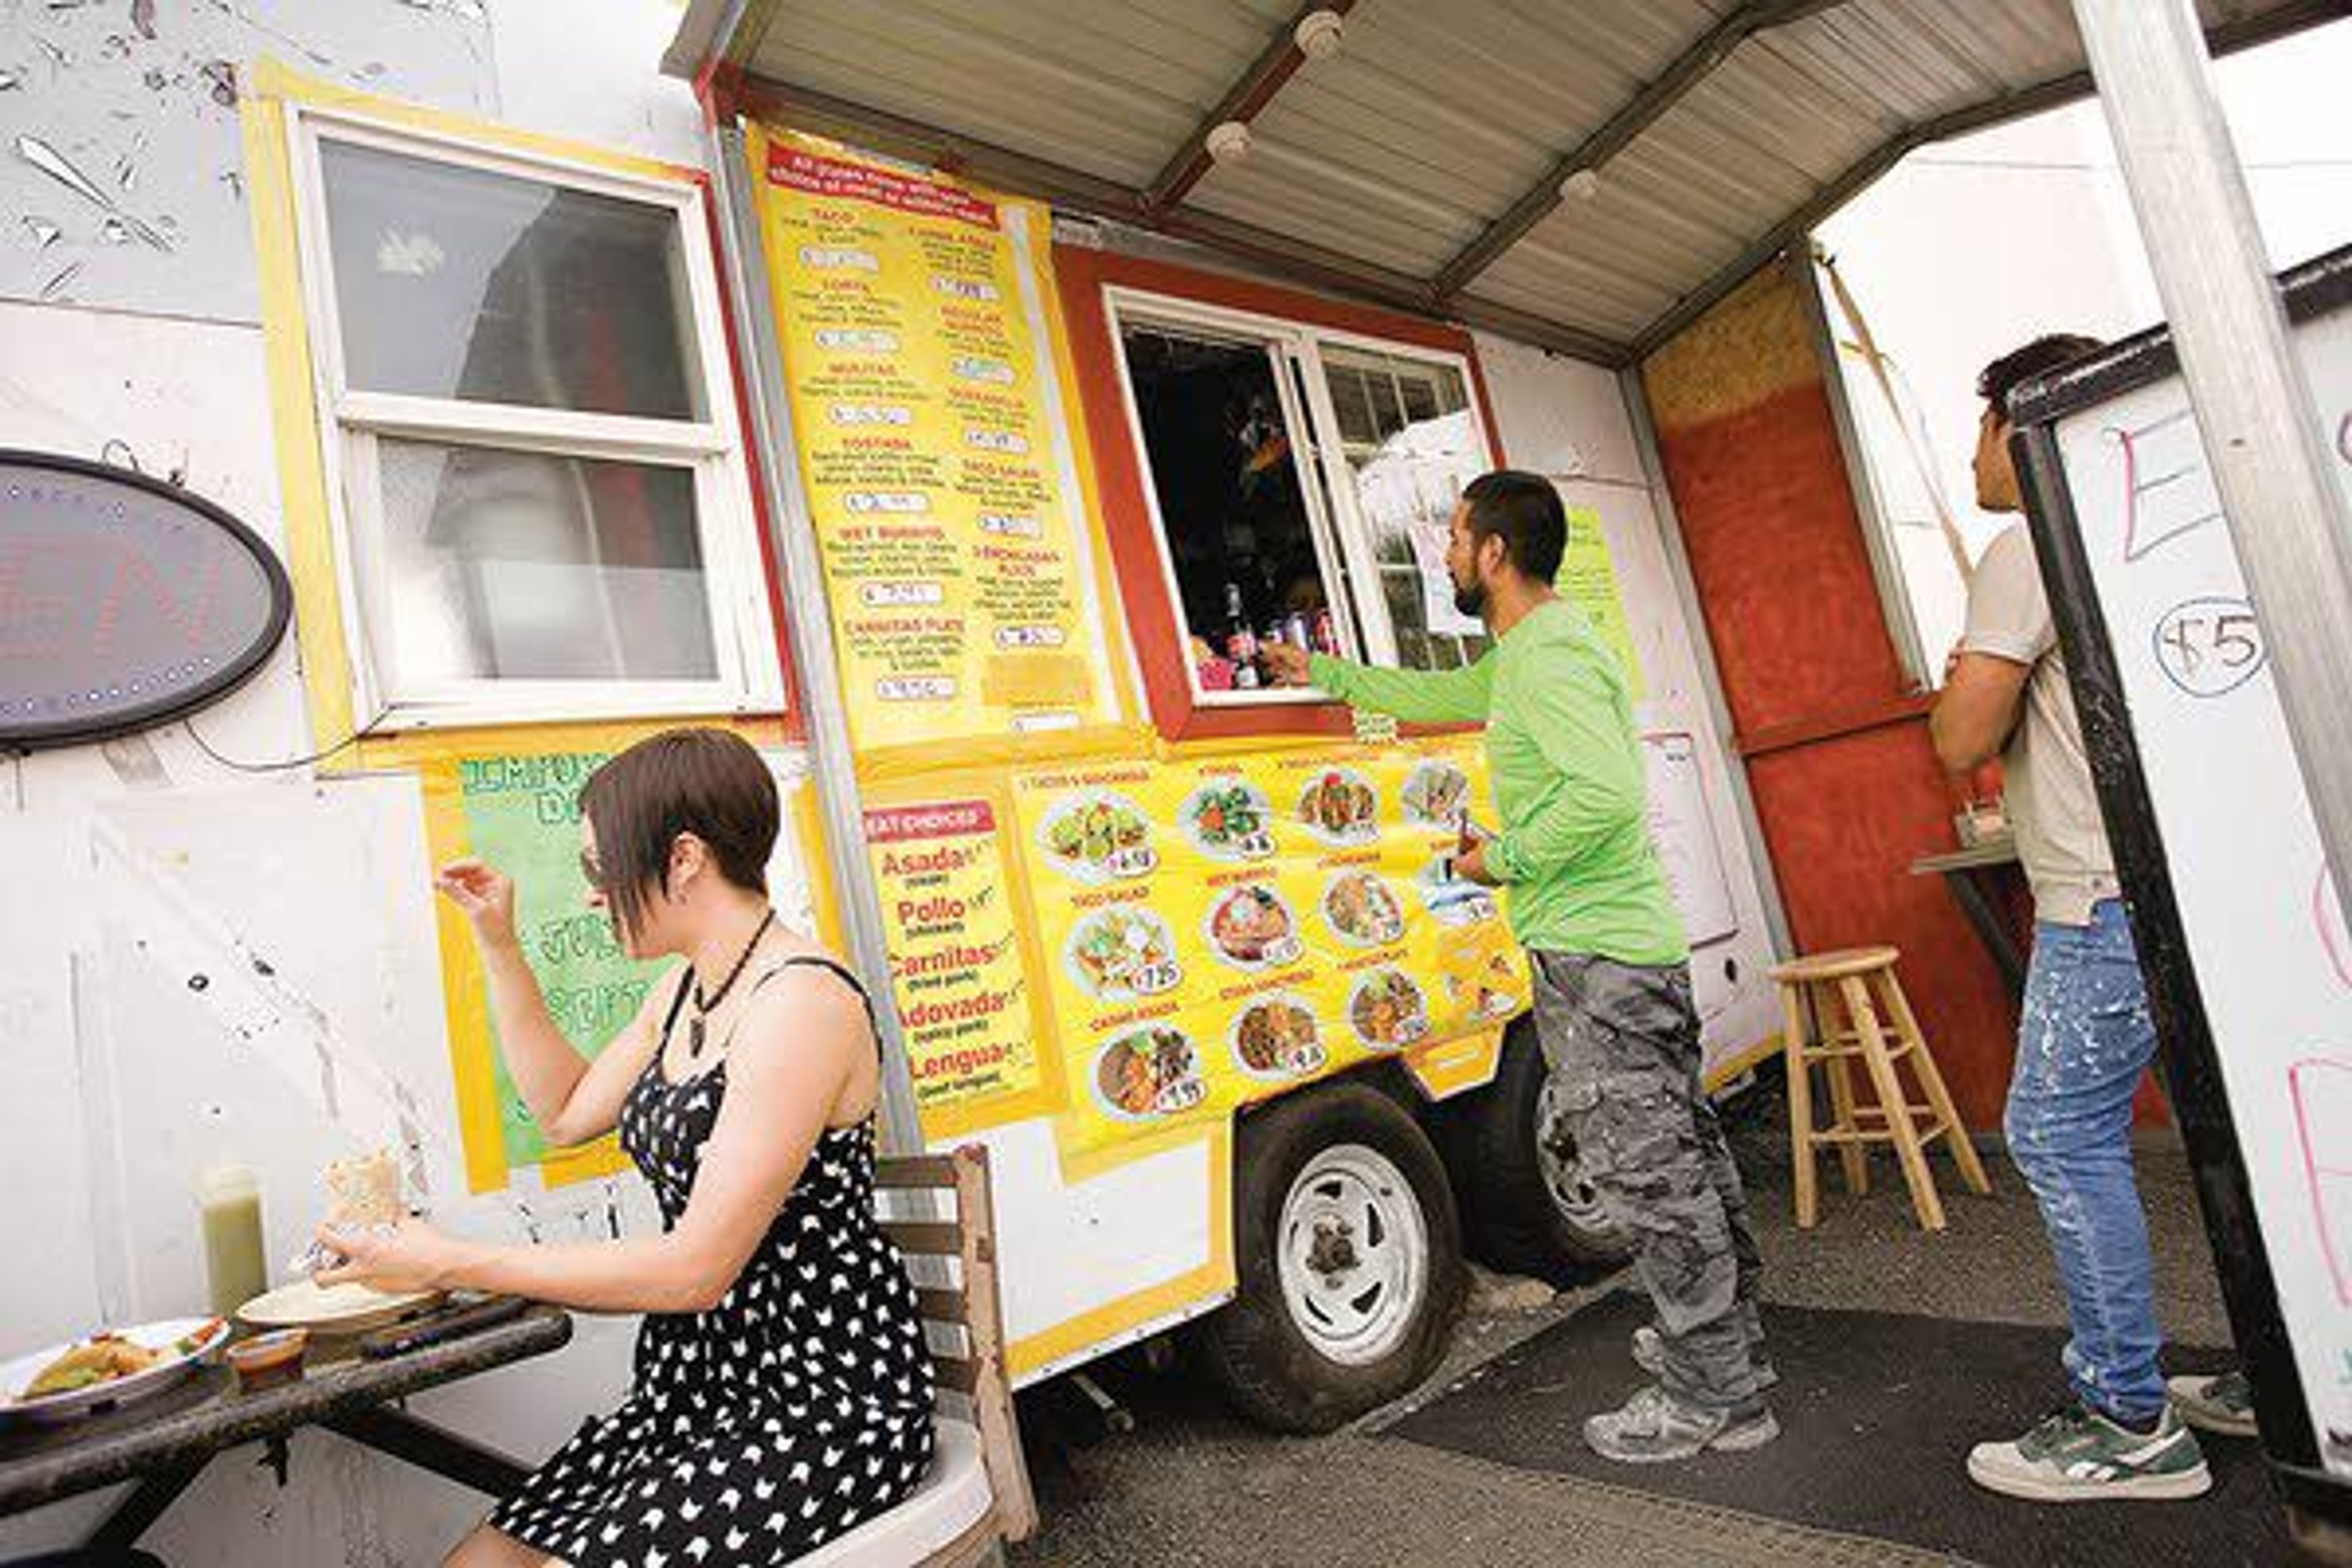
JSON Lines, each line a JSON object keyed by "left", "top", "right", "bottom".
{"left": 1431, "top": 0, "right": 1850, "bottom": 302}
{"left": 1625, "top": 0, "right": 2352, "bottom": 364}
{"left": 1142, "top": 1, "right": 1358, "bottom": 220}
{"left": 731, "top": 75, "right": 1632, "bottom": 366}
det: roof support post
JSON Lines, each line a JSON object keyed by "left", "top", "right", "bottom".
{"left": 2070, "top": 0, "right": 2352, "bottom": 979}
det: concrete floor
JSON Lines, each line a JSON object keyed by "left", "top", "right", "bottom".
{"left": 1007, "top": 1092, "right": 2243, "bottom": 1567}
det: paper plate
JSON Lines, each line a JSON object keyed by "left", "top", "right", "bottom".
{"left": 1, "top": 1316, "right": 230, "bottom": 1426}
{"left": 237, "top": 1280, "right": 443, "bottom": 1335}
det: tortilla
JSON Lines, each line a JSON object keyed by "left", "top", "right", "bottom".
{"left": 323, "top": 1148, "right": 401, "bottom": 1228}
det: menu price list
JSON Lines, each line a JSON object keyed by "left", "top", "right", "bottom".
{"left": 865, "top": 798, "right": 1045, "bottom": 1121}
{"left": 759, "top": 131, "right": 1112, "bottom": 748}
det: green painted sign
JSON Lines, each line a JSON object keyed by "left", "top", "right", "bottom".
{"left": 457, "top": 753, "right": 660, "bottom": 1170}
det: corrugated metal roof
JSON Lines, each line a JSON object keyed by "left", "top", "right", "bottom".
{"left": 680, "top": 0, "right": 2342, "bottom": 363}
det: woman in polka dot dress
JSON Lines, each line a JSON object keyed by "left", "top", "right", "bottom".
{"left": 322, "top": 728, "right": 936, "bottom": 1566}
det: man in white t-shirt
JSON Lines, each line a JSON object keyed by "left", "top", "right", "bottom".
{"left": 1932, "top": 334, "right": 2250, "bottom": 1504}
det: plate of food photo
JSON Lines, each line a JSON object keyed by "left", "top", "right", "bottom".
{"left": 1295, "top": 768, "right": 1380, "bottom": 846}
{"left": 1229, "top": 995, "right": 1327, "bottom": 1081}
{"left": 1094, "top": 1026, "right": 1209, "bottom": 1120}
{"left": 1322, "top": 870, "right": 1406, "bottom": 948}
{"left": 1182, "top": 780, "right": 1277, "bottom": 862}
{"left": 1349, "top": 968, "right": 1431, "bottom": 1050}
{"left": 1400, "top": 760, "right": 1471, "bottom": 826}
{"left": 1064, "top": 904, "right": 1182, "bottom": 1003}
{"left": 1207, "top": 883, "right": 1302, "bottom": 970}
{"left": 1038, "top": 791, "right": 1156, "bottom": 883}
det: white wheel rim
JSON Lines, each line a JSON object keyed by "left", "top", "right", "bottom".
{"left": 1536, "top": 1072, "right": 1617, "bottom": 1238}
{"left": 1276, "top": 1142, "right": 1428, "bottom": 1366}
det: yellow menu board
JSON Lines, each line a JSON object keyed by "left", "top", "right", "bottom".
{"left": 750, "top": 126, "right": 1120, "bottom": 752}
{"left": 864, "top": 795, "right": 1051, "bottom": 1136}
{"left": 1011, "top": 742, "right": 1528, "bottom": 1153}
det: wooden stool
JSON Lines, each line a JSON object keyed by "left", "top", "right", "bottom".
{"left": 1769, "top": 946, "right": 1992, "bottom": 1231}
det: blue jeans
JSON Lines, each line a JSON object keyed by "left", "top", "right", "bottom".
{"left": 2005, "top": 898, "right": 2168, "bottom": 1425}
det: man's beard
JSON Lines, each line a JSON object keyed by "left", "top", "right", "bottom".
{"left": 1452, "top": 571, "right": 1487, "bottom": 619}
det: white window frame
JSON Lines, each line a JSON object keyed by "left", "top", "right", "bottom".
{"left": 1295, "top": 328, "right": 1493, "bottom": 672}
{"left": 284, "top": 105, "right": 783, "bottom": 731}
{"left": 1101, "top": 288, "right": 1498, "bottom": 709}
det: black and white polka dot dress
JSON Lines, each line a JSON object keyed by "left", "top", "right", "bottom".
{"left": 491, "top": 959, "right": 937, "bottom": 1567}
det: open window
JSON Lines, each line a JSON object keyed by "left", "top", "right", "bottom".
{"left": 1100, "top": 285, "right": 1500, "bottom": 717}
{"left": 285, "top": 109, "right": 780, "bottom": 730}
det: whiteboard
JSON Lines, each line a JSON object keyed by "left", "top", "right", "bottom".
{"left": 2035, "top": 261, "right": 2352, "bottom": 1482}
{"left": 1643, "top": 731, "right": 1738, "bottom": 949}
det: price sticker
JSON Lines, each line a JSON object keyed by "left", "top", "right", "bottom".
{"left": 862, "top": 582, "right": 944, "bottom": 607}
{"left": 800, "top": 246, "right": 878, "bottom": 271}
{"left": 843, "top": 492, "right": 930, "bottom": 515}
{"left": 1130, "top": 962, "right": 1183, "bottom": 997}
{"left": 953, "top": 357, "right": 1016, "bottom": 385}
{"left": 1105, "top": 847, "right": 1159, "bottom": 879}
{"left": 876, "top": 677, "right": 957, "bottom": 702}
{"left": 932, "top": 276, "right": 1001, "bottom": 302}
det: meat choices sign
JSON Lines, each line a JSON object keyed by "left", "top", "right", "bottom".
{"left": 0, "top": 452, "right": 290, "bottom": 748}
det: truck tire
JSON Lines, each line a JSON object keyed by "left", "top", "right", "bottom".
{"left": 1438, "top": 1020, "right": 1631, "bottom": 1281}
{"left": 1195, "top": 1082, "right": 1464, "bottom": 1434}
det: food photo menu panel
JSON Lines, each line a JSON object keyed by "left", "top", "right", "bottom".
{"left": 1010, "top": 742, "right": 1526, "bottom": 1153}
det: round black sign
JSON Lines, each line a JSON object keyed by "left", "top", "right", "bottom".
{"left": 1, "top": 451, "right": 293, "bottom": 750}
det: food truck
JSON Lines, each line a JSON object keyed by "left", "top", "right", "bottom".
{"left": 2, "top": 0, "right": 2345, "bottom": 1559}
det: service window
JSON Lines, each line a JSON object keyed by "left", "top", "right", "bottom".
{"left": 1104, "top": 290, "right": 1496, "bottom": 706}
{"left": 287, "top": 111, "right": 780, "bottom": 729}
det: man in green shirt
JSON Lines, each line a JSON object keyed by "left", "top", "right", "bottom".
{"left": 1265, "top": 470, "right": 1774, "bottom": 1461}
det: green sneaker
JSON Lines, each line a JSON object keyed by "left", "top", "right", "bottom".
{"left": 1967, "top": 1404, "right": 2211, "bottom": 1502}
{"left": 2169, "top": 1370, "right": 2258, "bottom": 1438}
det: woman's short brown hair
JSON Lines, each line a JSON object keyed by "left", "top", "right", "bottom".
{"left": 579, "top": 728, "right": 777, "bottom": 937}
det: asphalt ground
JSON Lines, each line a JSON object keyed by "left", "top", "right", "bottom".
{"left": 1007, "top": 1087, "right": 2247, "bottom": 1567}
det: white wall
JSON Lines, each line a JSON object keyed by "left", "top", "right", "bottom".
{"left": 0, "top": 4, "right": 708, "bottom": 1561}
{"left": 1, "top": 0, "right": 704, "bottom": 325}
{"left": 1472, "top": 333, "right": 1785, "bottom": 1066}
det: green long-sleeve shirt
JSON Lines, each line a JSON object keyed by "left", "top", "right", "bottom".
{"left": 1310, "top": 598, "right": 1687, "bottom": 966}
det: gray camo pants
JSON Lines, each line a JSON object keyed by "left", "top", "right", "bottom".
{"left": 1531, "top": 950, "right": 1766, "bottom": 1411}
